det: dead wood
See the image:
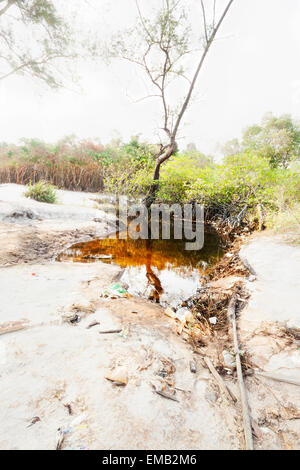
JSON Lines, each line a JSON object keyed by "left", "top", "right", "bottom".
{"left": 203, "top": 356, "right": 237, "bottom": 404}
{"left": 99, "top": 329, "right": 122, "bottom": 334}
{"left": 228, "top": 296, "right": 254, "bottom": 450}
{"left": 194, "top": 351, "right": 237, "bottom": 403}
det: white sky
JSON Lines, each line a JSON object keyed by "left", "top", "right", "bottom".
{"left": 0, "top": 0, "right": 300, "bottom": 155}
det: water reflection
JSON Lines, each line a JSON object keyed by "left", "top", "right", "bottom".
{"left": 57, "top": 231, "right": 223, "bottom": 308}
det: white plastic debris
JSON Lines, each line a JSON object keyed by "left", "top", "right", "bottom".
{"left": 222, "top": 350, "right": 235, "bottom": 369}
{"left": 175, "top": 308, "right": 194, "bottom": 324}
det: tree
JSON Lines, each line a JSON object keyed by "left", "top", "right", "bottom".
{"left": 106, "top": 0, "right": 234, "bottom": 206}
{"left": 223, "top": 113, "right": 300, "bottom": 169}
{"left": 242, "top": 113, "right": 300, "bottom": 169}
{"left": 0, "top": 0, "right": 80, "bottom": 87}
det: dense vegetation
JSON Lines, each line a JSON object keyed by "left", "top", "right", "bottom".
{"left": 0, "top": 114, "right": 299, "bottom": 232}
{"left": 0, "top": 137, "right": 106, "bottom": 192}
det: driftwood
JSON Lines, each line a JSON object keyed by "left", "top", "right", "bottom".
{"left": 99, "top": 329, "right": 122, "bottom": 334}
{"left": 194, "top": 350, "right": 237, "bottom": 403}
{"left": 255, "top": 371, "right": 300, "bottom": 387}
{"left": 154, "top": 390, "right": 179, "bottom": 402}
{"left": 228, "top": 297, "right": 254, "bottom": 450}
{"left": 86, "top": 321, "right": 100, "bottom": 329}
{"left": 203, "top": 356, "right": 237, "bottom": 404}
{"left": 0, "top": 320, "right": 30, "bottom": 336}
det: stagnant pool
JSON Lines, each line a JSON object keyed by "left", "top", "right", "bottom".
{"left": 57, "top": 228, "right": 224, "bottom": 309}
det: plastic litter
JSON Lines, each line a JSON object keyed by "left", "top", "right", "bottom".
{"left": 56, "top": 428, "right": 65, "bottom": 450}
{"left": 222, "top": 350, "right": 236, "bottom": 369}
{"left": 111, "top": 283, "right": 127, "bottom": 294}
{"left": 175, "top": 307, "right": 194, "bottom": 324}
{"left": 56, "top": 414, "right": 88, "bottom": 451}
{"left": 118, "top": 324, "right": 130, "bottom": 338}
{"left": 101, "top": 283, "right": 130, "bottom": 299}
{"left": 165, "top": 307, "right": 194, "bottom": 335}
{"left": 70, "top": 414, "right": 87, "bottom": 427}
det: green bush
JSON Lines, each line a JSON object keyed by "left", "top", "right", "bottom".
{"left": 24, "top": 181, "right": 58, "bottom": 204}
{"left": 103, "top": 138, "right": 155, "bottom": 195}
{"left": 185, "top": 152, "right": 299, "bottom": 221}
{"left": 136, "top": 151, "right": 300, "bottom": 225}
{"left": 157, "top": 154, "right": 205, "bottom": 202}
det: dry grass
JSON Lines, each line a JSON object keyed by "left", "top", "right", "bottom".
{"left": 265, "top": 203, "right": 300, "bottom": 244}
{"left": 0, "top": 162, "right": 105, "bottom": 192}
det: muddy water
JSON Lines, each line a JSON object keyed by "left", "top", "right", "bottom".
{"left": 57, "top": 229, "right": 224, "bottom": 309}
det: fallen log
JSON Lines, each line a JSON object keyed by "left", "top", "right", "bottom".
{"left": 228, "top": 297, "right": 253, "bottom": 450}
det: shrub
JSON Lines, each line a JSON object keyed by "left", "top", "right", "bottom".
{"left": 24, "top": 181, "right": 58, "bottom": 204}
{"left": 186, "top": 152, "right": 300, "bottom": 221}
{"left": 103, "top": 138, "right": 156, "bottom": 195}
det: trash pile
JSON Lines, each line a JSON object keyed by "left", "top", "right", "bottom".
{"left": 208, "top": 250, "right": 253, "bottom": 281}
{"left": 167, "top": 247, "right": 253, "bottom": 345}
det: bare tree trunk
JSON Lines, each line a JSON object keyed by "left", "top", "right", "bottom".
{"left": 145, "top": 141, "right": 177, "bottom": 208}
{"left": 142, "top": 0, "right": 234, "bottom": 208}
{"left": 144, "top": 162, "right": 161, "bottom": 208}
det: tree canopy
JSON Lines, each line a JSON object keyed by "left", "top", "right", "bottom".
{"left": 223, "top": 113, "right": 300, "bottom": 169}
{"left": 0, "top": 0, "right": 80, "bottom": 87}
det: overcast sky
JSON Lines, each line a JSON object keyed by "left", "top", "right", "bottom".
{"left": 0, "top": 0, "right": 300, "bottom": 155}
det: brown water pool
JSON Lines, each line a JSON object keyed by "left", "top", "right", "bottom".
{"left": 57, "top": 230, "right": 224, "bottom": 308}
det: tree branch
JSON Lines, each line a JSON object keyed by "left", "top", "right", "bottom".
{"left": 0, "top": 0, "right": 17, "bottom": 17}
{"left": 172, "top": 0, "right": 234, "bottom": 139}
{"left": 0, "top": 53, "right": 75, "bottom": 82}
{"left": 200, "top": 0, "right": 209, "bottom": 45}
{"left": 135, "top": 0, "right": 154, "bottom": 43}
{"left": 213, "top": 0, "right": 216, "bottom": 28}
